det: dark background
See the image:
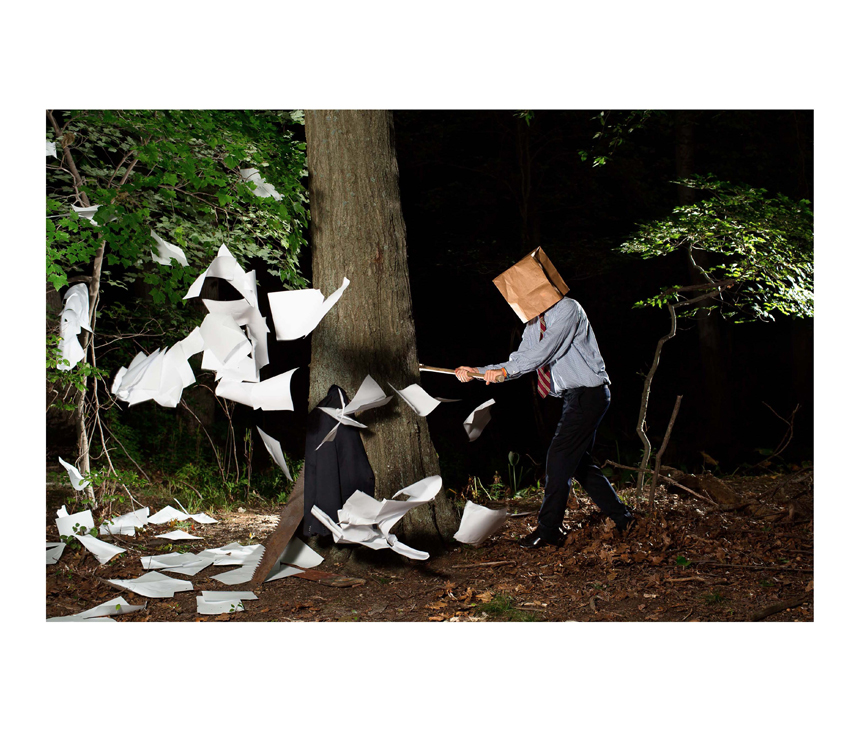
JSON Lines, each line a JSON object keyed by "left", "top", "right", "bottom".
{"left": 63, "top": 110, "right": 814, "bottom": 493}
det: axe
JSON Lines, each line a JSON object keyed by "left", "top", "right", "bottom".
{"left": 418, "top": 364, "right": 506, "bottom": 383}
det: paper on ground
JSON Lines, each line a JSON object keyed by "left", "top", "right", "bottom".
{"left": 184, "top": 244, "right": 258, "bottom": 309}
{"left": 240, "top": 168, "right": 282, "bottom": 201}
{"left": 148, "top": 505, "right": 189, "bottom": 524}
{"left": 390, "top": 382, "right": 460, "bottom": 417}
{"left": 210, "top": 545, "right": 265, "bottom": 584}
{"left": 464, "top": 399, "right": 496, "bottom": 442}
{"left": 140, "top": 552, "right": 214, "bottom": 576}
{"left": 199, "top": 543, "right": 262, "bottom": 565}
{"left": 47, "top": 595, "right": 146, "bottom": 622}
{"left": 256, "top": 427, "right": 292, "bottom": 481}
{"left": 156, "top": 529, "right": 203, "bottom": 540}
{"left": 100, "top": 507, "right": 149, "bottom": 536}
{"left": 453, "top": 501, "right": 508, "bottom": 546}
{"left": 108, "top": 571, "right": 193, "bottom": 598}
{"left": 267, "top": 278, "right": 350, "bottom": 341}
{"left": 47, "top": 617, "right": 116, "bottom": 622}
{"left": 310, "top": 476, "right": 443, "bottom": 561}
{"left": 151, "top": 229, "right": 188, "bottom": 266}
{"left": 196, "top": 590, "right": 258, "bottom": 615}
{"left": 58, "top": 456, "right": 90, "bottom": 492}
{"left": 46, "top": 542, "right": 65, "bottom": 564}
{"left": 265, "top": 537, "right": 324, "bottom": 582}
{"left": 56, "top": 508, "right": 94, "bottom": 538}
{"left": 77, "top": 534, "right": 126, "bottom": 564}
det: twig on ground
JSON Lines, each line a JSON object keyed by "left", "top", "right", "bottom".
{"left": 693, "top": 560, "right": 813, "bottom": 573}
{"left": 750, "top": 593, "right": 811, "bottom": 621}
{"left": 454, "top": 560, "right": 516, "bottom": 570}
{"left": 649, "top": 395, "right": 683, "bottom": 509}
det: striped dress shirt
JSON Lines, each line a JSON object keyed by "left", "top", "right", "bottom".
{"left": 479, "top": 297, "right": 610, "bottom": 395}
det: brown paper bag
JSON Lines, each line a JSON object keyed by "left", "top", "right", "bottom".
{"left": 492, "top": 247, "right": 570, "bottom": 322}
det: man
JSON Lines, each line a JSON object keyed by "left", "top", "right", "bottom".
{"left": 455, "top": 275, "right": 634, "bottom": 548}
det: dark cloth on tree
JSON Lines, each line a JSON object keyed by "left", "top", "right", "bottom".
{"left": 303, "top": 385, "right": 376, "bottom": 537}
{"left": 536, "top": 384, "right": 632, "bottom": 540}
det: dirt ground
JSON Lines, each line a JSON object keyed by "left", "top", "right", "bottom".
{"left": 45, "top": 468, "right": 813, "bottom": 622}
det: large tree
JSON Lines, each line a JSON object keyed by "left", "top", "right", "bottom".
{"left": 305, "top": 110, "right": 457, "bottom": 544}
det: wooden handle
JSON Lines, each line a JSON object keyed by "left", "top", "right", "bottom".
{"left": 419, "top": 365, "right": 505, "bottom": 383}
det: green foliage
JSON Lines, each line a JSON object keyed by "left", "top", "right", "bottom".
{"left": 578, "top": 110, "right": 660, "bottom": 167}
{"left": 621, "top": 175, "right": 813, "bottom": 322}
{"left": 472, "top": 592, "right": 539, "bottom": 622}
{"left": 675, "top": 555, "right": 693, "bottom": 567}
{"left": 46, "top": 110, "right": 309, "bottom": 387}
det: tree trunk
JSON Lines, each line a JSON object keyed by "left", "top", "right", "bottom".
{"left": 304, "top": 110, "right": 458, "bottom": 546}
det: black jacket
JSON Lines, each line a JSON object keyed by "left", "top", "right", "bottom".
{"left": 303, "top": 385, "right": 376, "bottom": 536}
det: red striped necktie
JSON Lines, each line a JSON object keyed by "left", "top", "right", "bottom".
{"left": 537, "top": 314, "right": 551, "bottom": 398}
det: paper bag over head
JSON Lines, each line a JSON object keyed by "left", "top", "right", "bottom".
{"left": 492, "top": 247, "right": 569, "bottom": 322}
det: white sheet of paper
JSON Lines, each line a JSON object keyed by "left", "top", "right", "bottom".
{"left": 203, "top": 346, "right": 259, "bottom": 383}
{"left": 343, "top": 375, "right": 394, "bottom": 414}
{"left": 56, "top": 508, "right": 94, "bottom": 538}
{"left": 200, "top": 544, "right": 263, "bottom": 566}
{"left": 72, "top": 204, "right": 100, "bottom": 225}
{"left": 263, "top": 537, "right": 324, "bottom": 582}
{"left": 256, "top": 427, "right": 292, "bottom": 481}
{"left": 150, "top": 229, "right": 188, "bottom": 267}
{"left": 57, "top": 284, "right": 91, "bottom": 371}
{"left": 108, "top": 571, "right": 193, "bottom": 598}
{"left": 309, "top": 475, "right": 442, "bottom": 561}
{"left": 389, "top": 382, "right": 447, "bottom": 416}
{"left": 155, "top": 529, "right": 202, "bottom": 540}
{"left": 58, "top": 456, "right": 89, "bottom": 492}
{"left": 464, "top": 399, "right": 496, "bottom": 442}
{"left": 184, "top": 244, "right": 258, "bottom": 308}
{"left": 196, "top": 597, "right": 245, "bottom": 615}
{"left": 148, "top": 505, "right": 190, "bottom": 524}
{"left": 250, "top": 368, "right": 298, "bottom": 411}
{"left": 200, "top": 313, "right": 253, "bottom": 367}
{"left": 46, "top": 542, "right": 65, "bottom": 565}
{"left": 141, "top": 552, "right": 214, "bottom": 576}
{"left": 453, "top": 501, "right": 508, "bottom": 546}
{"left": 239, "top": 167, "right": 282, "bottom": 201}
{"left": 48, "top": 595, "right": 146, "bottom": 622}
{"left": 47, "top": 140, "right": 57, "bottom": 158}
{"left": 203, "top": 298, "right": 270, "bottom": 369}
{"left": 99, "top": 507, "right": 149, "bottom": 536}
{"left": 77, "top": 534, "right": 126, "bottom": 564}
{"left": 215, "top": 379, "right": 257, "bottom": 406}
{"left": 267, "top": 278, "right": 350, "bottom": 341}
{"left": 201, "top": 591, "right": 258, "bottom": 601}
{"left": 188, "top": 512, "right": 217, "bottom": 524}
{"left": 210, "top": 545, "right": 265, "bottom": 585}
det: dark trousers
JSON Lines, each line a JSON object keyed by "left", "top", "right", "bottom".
{"left": 537, "top": 384, "right": 631, "bottom": 537}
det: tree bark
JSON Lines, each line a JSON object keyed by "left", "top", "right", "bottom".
{"left": 304, "top": 110, "right": 458, "bottom": 545}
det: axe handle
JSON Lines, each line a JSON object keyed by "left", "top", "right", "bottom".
{"left": 418, "top": 364, "right": 506, "bottom": 383}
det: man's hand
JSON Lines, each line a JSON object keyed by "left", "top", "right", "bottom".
{"left": 483, "top": 368, "right": 504, "bottom": 385}
{"left": 454, "top": 366, "right": 478, "bottom": 383}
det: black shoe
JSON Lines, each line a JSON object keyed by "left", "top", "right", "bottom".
{"left": 615, "top": 515, "right": 637, "bottom": 537}
{"left": 519, "top": 526, "right": 565, "bottom": 549}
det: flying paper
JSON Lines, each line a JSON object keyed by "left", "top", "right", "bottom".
{"left": 215, "top": 379, "right": 256, "bottom": 407}
{"left": 310, "top": 476, "right": 443, "bottom": 561}
{"left": 56, "top": 508, "right": 94, "bottom": 538}
{"left": 58, "top": 456, "right": 89, "bottom": 492}
{"left": 203, "top": 297, "right": 270, "bottom": 370}
{"left": 464, "top": 399, "right": 496, "bottom": 442}
{"left": 57, "top": 284, "right": 91, "bottom": 371}
{"left": 267, "top": 278, "right": 350, "bottom": 341}
{"left": 318, "top": 377, "right": 392, "bottom": 431}
{"left": 240, "top": 167, "right": 282, "bottom": 201}
{"left": 184, "top": 244, "right": 258, "bottom": 308}
{"left": 77, "top": 534, "right": 126, "bottom": 564}
{"left": 99, "top": 507, "right": 149, "bottom": 537}
{"left": 47, "top": 140, "right": 57, "bottom": 158}
{"left": 72, "top": 204, "right": 101, "bottom": 225}
{"left": 453, "top": 501, "right": 508, "bottom": 546}
{"left": 390, "top": 382, "right": 460, "bottom": 417}
{"left": 46, "top": 542, "right": 65, "bottom": 565}
{"left": 107, "top": 571, "right": 193, "bottom": 598}
{"left": 256, "top": 427, "right": 292, "bottom": 481}
{"left": 151, "top": 229, "right": 188, "bottom": 267}
{"left": 250, "top": 368, "right": 298, "bottom": 411}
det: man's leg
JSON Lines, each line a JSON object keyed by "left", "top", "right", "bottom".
{"left": 574, "top": 451, "right": 632, "bottom": 528}
{"left": 535, "top": 388, "right": 605, "bottom": 540}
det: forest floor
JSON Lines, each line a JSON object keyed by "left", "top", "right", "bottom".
{"left": 45, "top": 467, "right": 813, "bottom": 622}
